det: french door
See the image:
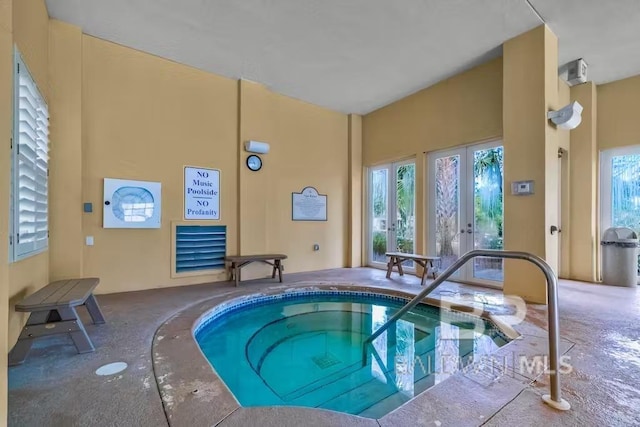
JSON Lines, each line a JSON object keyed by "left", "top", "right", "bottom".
{"left": 428, "top": 141, "right": 504, "bottom": 286}
{"left": 368, "top": 160, "right": 416, "bottom": 269}
{"left": 601, "top": 145, "right": 640, "bottom": 278}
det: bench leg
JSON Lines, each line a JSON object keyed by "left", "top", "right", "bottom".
{"left": 84, "top": 294, "right": 106, "bottom": 325}
{"left": 420, "top": 264, "right": 428, "bottom": 286}
{"left": 397, "top": 258, "right": 405, "bottom": 276}
{"left": 57, "top": 307, "right": 95, "bottom": 354}
{"left": 276, "top": 260, "right": 283, "bottom": 282}
{"left": 271, "top": 263, "right": 277, "bottom": 279}
{"left": 386, "top": 256, "right": 395, "bottom": 278}
{"left": 234, "top": 263, "right": 240, "bottom": 287}
{"left": 8, "top": 311, "right": 49, "bottom": 366}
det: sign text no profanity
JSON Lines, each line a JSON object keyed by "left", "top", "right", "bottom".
{"left": 184, "top": 167, "right": 220, "bottom": 220}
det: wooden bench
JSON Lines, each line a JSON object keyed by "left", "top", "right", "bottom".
{"left": 225, "top": 254, "right": 288, "bottom": 287}
{"left": 385, "top": 252, "right": 441, "bottom": 286}
{"left": 9, "top": 278, "right": 105, "bottom": 366}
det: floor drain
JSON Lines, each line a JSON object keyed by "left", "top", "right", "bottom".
{"left": 311, "top": 353, "right": 341, "bottom": 369}
{"left": 95, "top": 362, "right": 128, "bottom": 376}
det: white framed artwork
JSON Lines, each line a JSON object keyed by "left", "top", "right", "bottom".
{"left": 103, "top": 178, "right": 162, "bottom": 228}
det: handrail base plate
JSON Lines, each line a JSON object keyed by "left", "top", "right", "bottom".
{"left": 542, "top": 394, "right": 571, "bottom": 411}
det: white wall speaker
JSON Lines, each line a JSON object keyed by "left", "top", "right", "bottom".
{"left": 244, "top": 140, "right": 270, "bottom": 154}
{"left": 547, "top": 101, "right": 583, "bottom": 130}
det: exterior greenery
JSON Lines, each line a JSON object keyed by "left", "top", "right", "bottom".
{"left": 371, "top": 164, "right": 415, "bottom": 260}
{"left": 611, "top": 154, "right": 640, "bottom": 273}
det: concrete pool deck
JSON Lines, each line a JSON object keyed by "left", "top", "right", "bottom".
{"left": 8, "top": 268, "right": 640, "bottom": 426}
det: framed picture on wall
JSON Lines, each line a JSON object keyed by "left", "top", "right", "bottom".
{"left": 292, "top": 186, "right": 327, "bottom": 221}
{"left": 103, "top": 178, "right": 162, "bottom": 228}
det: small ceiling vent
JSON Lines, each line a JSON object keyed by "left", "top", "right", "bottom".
{"left": 567, "top": 58, "right": 588, "bottom": 86}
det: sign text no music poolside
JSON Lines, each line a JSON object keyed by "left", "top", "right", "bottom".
{"left": 184, "top": 166, "right": 220, "bottom": 220}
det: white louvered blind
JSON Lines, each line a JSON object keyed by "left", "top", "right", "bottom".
{"left": 13, "top": 51, "right": 49, "bottom": 259}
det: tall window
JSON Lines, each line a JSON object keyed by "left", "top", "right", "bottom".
{"left": 601, "top": 145, "right": 640, "bottom": 276}
{"left": 11, "top": 49, "right": 49, "bottom": 261}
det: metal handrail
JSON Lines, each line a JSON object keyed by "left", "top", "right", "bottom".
{"left": 362, "top": 249, "right": 570, "bottom": 411}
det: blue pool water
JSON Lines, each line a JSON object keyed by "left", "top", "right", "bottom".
{"left": 195, "top": 291, "right": 509, "bottom": 418}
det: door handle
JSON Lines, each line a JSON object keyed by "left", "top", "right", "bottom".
{"left": 550, "top": 225, "right": 561, "bottom": 234}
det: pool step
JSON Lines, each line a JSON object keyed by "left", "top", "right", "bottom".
{"left": 316, "top": 346, "right": 439, "bottom": 416}
{"left": 287, "top": 339, "right": 437, "bottom": 412}
{"left": 319, "top": 374, "right": 400, "bottom": 414}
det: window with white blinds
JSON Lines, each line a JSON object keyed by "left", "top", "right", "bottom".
{"left": 11, "top": 50, "right": 49, "bottom": 260}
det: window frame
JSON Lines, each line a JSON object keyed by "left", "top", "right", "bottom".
{"left": 10, "top": 48, "right": 50, "bottom": 262}
{"left": 600, "top": 145, "right": 640, "bottom": 237}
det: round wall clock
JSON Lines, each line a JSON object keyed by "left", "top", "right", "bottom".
{"left": 246, "top": 154, "right": 262, "bottom": 171}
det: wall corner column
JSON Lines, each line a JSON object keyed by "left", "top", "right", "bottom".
{"left": 503, "top": 25, "right": 560, "bottom": 303}
{"left": 569, "top": 82, "right": 598, "bottom": 281}
{"left": 348, "top": 114, "right": 362, "bottom": 267}
{"left": 0, "top": 0, "right": 13, "bottom": 423}
{"left": 49, "top": 20, "right": 84, "bottom": 280}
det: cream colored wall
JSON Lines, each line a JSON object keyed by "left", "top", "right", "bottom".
{"left": 0, "top": 0, "right": 12, "bottom": 423}
{"left": 543, "top": 27, "right": 561, "bottom": 279}
{"left": 348, "top": 114, "right": 363, "bottom": 267}
{"left": 502, "top": 27, "right": 546, "bottom": 302}
{"left": 49, "top": 20, "right": 83, "bottom": 280}
{"left": 81, "top": 36, "right": 238, "bottom": 294}
{"left": 557, "top": 80, "right": 571, "bottom": 278}
{"left": 8, "top": 0, "right": 50, "bottom": 347}
{"left": 501, "top": 25, "right": 561, "bottom": 303}
{"left": 598, "top": 74, "right": 640, "bottom": 150}
{"left": 569, "top": 82, "right": 598, "bottom": 282}
{"left": 238, "top": 80, "right": 349, "bottom": 278}
{"left": 363, "top": 57, "right": 503, "bottom": 166}
{"left": 592, "top": 74, "right": 640, "bottom": 279}
{"left": 362, "top": 58, "right": 503, "bottom": 269}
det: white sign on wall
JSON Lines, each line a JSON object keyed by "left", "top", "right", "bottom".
{"left": 103, "top": 178, "right": 162, "bottom": 228}
{"left": 292, "top": 186, "right": 327, "bottom": 221}
{"left": 184, "top": 166, "right": 220, "bottom": 220}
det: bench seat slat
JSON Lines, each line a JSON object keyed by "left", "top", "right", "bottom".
{"left": 39, "top": 279, "right": 83, "bottom": 307}
{"left": 385, "top": 252, "right": 440, "bottom": 261}
{"left": 225, "top": 254, "right": 287, "bottom": 262}
{"left": 15, "top": 278, "right": 100, "bottom": 312}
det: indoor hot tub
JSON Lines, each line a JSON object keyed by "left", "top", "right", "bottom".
{"left": 193, "top": 290, "right": 511, "bottom": 419}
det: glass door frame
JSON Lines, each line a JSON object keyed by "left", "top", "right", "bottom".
{"left": 427, "top": 140, "right": 504, "bottom": 288}
{"left": 600, "top": 145, "right": 640, "bottom": 283}
{"left": 427, "top": 146, "right": 469, "bottom": 281}
{"left": 367, "top": 159, "right": 416, "bottom": 271}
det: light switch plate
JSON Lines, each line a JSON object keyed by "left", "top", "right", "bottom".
{"left": 511, "top": 180, "right": 535, "bottom": 195}
{"left": 86, "top": 236, "right": 94, "bottom": 246}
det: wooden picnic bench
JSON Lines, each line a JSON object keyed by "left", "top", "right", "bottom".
{"left": 9, "top": 278, "right": 105, "bottom": 366}
{"left": 385, "top": 252, "right": 441, "bottom": 286}
{"left": 225, "top": 254, "right": 288, "bottom": 287}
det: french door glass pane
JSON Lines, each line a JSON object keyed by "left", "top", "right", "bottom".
{"left": 435, "top": 155, "right": 460, "bottom": 270}
{"left": 396, "top": 164, "right": 415, "bottom": 267}
{"left": 611, "top": 154, "right": 640, "bottom": 233}
{"left": 473, "top": 147, "right": 504, "bottom": 281}
{"left": 371, "top": 169, "right": 388, "bottom": 263}
{"left": 611, "top": 154, "right": 640, "bottom": 275}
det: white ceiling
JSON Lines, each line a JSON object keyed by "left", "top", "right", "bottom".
{"left": 45, "top": 0, "right": 640, "bottom": 114}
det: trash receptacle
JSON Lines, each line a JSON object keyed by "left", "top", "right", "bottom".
{"left": 601, "top": 227, "right": 639, "bottom": 287}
